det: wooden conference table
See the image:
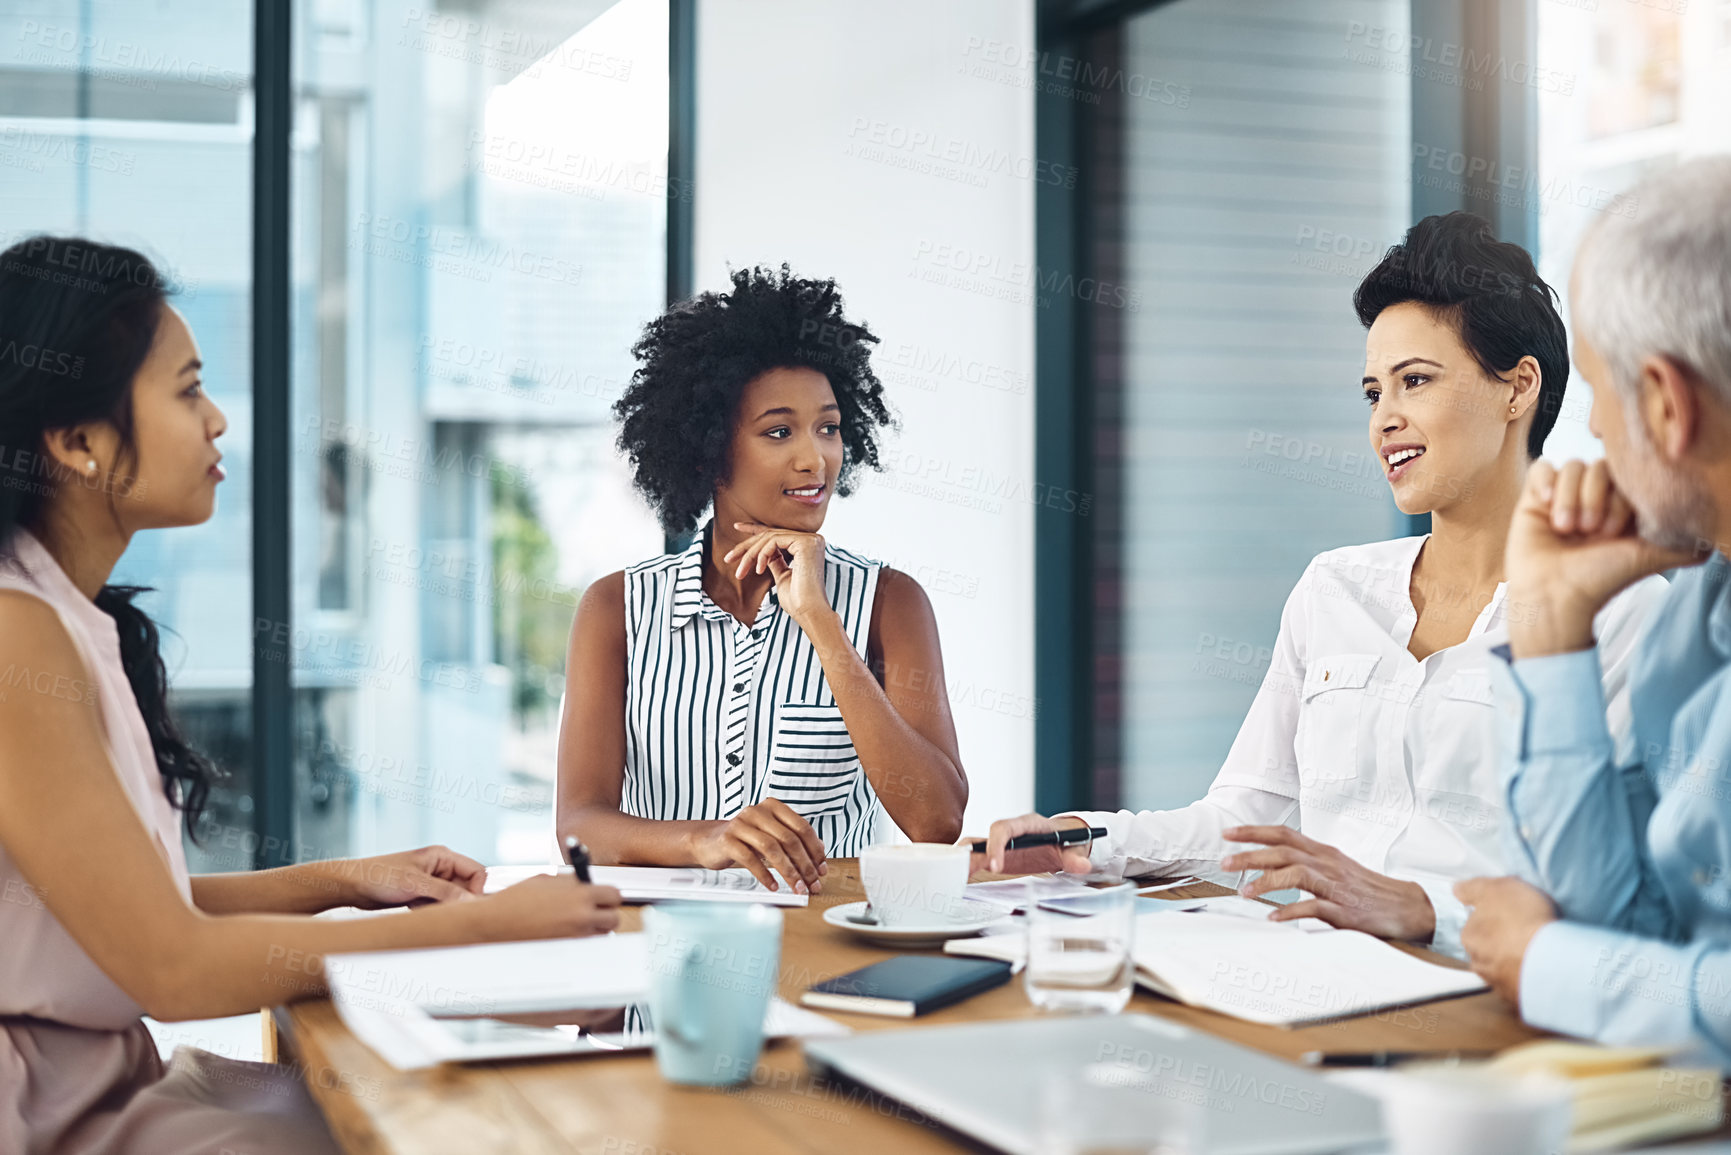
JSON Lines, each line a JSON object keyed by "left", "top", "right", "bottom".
{"left": 273, "top": 862, "right": 1550, "bottom": 1154}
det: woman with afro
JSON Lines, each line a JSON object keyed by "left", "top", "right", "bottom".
{"left": 555, "top": 267, "right": 968, "bottom": 894}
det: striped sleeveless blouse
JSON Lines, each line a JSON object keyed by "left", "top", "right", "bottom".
{"left": 621, "top": 523, "right": 884, "bottom": 858}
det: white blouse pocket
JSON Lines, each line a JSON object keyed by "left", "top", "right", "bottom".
{"left": 1294, "top": 653, "right": 1380, "bottom": 784}
{"left": 1441, "top": 670, "right": 1495, "bottom": 707}
{"left": 764, "top": 702, "right": 861, "bottom": 821}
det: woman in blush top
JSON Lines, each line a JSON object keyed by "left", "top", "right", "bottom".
{"left": 0, "top": 236, "right": 625, "bottom": 1154}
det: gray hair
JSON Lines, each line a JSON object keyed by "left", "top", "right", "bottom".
{"left": 1573, "top": 156, "right": 1731, "bottom": 408}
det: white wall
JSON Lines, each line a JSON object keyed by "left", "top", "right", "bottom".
{"left": 693, "top": 0, "right": 1038, "bottom": 835}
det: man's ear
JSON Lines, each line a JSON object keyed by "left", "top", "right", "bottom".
{"left": 1637, "top": 354, "right": 1700, "bottom": 462}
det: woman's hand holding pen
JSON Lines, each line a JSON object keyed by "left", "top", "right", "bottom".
{"left": 1222, "top": 825, "right": 1436, "bottom": 941}
{"left": 973, "top": 813, "right": 1095, "bottom": 876}
{"left": 474, "top": 874, "right": 623, "bottom": 941}
{"left": 725, "top": 522, "right": 833, "bottom": 628}
{"left": 690, "top": 798, "right": 828, "bottom": 895}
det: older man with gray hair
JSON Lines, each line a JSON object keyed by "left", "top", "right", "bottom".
{"left": 1454, "top": 155, "right": 1731, "bottom": 1061}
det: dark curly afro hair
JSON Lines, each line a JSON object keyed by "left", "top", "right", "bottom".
{"left": 614, "top": 265, "right": 895, "bottom": 535}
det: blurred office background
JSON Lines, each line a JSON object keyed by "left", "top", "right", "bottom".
{"left": 0, "top": 0, "right": 1724, "bottom": 875}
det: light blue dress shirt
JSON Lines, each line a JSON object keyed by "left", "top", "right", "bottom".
{"left": 1500, "top": 552, "right": 1731, "bottom": 1063}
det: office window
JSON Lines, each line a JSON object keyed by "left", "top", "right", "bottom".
{"left": 291, "top": 0, "right": 665, "bottom": 867}
{"left": 0, "top": 0, "right": 257, "bottom": 871}
{"left": 1535, "top": 0, "right": 1731, "bottom": 460}
{"left": 1104, "top": 0, "right": 1411, "bottom": 812}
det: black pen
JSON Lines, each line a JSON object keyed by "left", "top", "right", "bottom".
{"left": 1300, "top": 1049, "right": 1492, "bottom": 1068}
{"left": 563, "top": 835, "right": 592, "bottom": 884}
{"left": 968, "top": 826, "right": 1108, "bottom": 853}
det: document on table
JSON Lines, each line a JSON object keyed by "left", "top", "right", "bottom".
{"left": 945, "top": 909, "right": 1486, "bottom": 1027}
{"left": 326, "top": 932, "right": 846, "bottom": 1069}
{"left": 1167, "top": 893, "right": 1334, "bottom": 932}
{"left": 482, "top": 863, "right": 808, "bottom": 906}
{"left": 963, "top": 874, "right": 1093, "bottom": 913}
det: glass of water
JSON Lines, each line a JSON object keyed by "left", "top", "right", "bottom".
{"left": 1025, "top": 882, "right": 1136, "bottom": 1013}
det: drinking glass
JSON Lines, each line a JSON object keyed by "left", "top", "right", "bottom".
{"left": 1025, "top": 882, "right": 1136, "bottom": 1013}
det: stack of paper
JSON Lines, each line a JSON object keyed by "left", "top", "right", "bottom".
{"left": 1487, "top": 1041, "right": 1723, "bottom": 1151}
{"left": 946, "top": 909, "right": 1486, "bottom": 1027}
{"left": 482, "top": 863, "right": 808, "bottom": 906}
{"left": 325, "top": 933, "right": 845, "bottom": 1069}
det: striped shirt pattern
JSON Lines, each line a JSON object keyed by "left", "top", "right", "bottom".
{"left": 621, "top": 525, "right": 885, "bottom": 857}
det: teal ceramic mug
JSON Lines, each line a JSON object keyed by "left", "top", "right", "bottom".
{"left": 642, "top": 902, "right": 783, "bottom": 1086}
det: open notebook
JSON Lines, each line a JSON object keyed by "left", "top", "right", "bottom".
{"left": 946, "top": 908, "right": 1486, "bottom": 1027}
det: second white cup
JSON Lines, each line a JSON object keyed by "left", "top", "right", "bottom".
{"left": 859, "top": 843, "right": 971, "bottom": 927}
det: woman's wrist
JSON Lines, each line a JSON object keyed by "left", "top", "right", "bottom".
{"left": 1405, "top": 881, "right": 1438, "bottom": 942}
{"left": 293, "top": 860, "right": 361, "bottom": 912}
{"left": 1047, "top": 814, "right": 1096, "bottom": 862}
{"left": 790, "top": 600, "right": 845, "bottom": 640}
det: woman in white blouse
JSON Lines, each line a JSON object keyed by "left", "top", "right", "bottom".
{"left": 979, "top": 213, "right": 1666, "bottom": 953}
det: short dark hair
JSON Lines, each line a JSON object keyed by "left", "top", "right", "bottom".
{"left": 614, "top": 265, "right": 894, "bottom": 535}
{"left": 1354, "top": 212, "right": 1568, "bottom": 458}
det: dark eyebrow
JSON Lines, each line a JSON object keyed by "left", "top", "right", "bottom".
{"left": 180, "top": 358, "right": 202, "bottom": 375}
{"left": 1362, "top": 357, "right": 1442, "bottom": 385}
{"left": 754, "top": 403, "right": 841, "bottom": 420}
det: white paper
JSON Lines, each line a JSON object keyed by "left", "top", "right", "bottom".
{"left": 327, "top": 931, "right": 848, "bottom": 1069}
{"left": 481, "top": 863, "right": 808, "bottom": 906}
{"left": 326, "top": 932, "right": 650, "bottom": 1019}
{"left": 334, "top": 994, "right": 847, "bottom": 1070}
{"left": 1168, "top": 894, "right": 1334, "bottom": 932}
{"left": 964, "top": 874, "right": 1092, "bottom": 913}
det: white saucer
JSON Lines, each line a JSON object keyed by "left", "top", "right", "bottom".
{"left": 822, "top": 899, "right": 1013, "bottom": 948}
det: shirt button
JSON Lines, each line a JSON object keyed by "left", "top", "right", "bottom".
{"left": 732, "top": 681, "right": 746, "bottom": 693}
{"left": 726, "top": 752, "right": 742, "bottom": 766}
{"left": 1695, "top": 868, "right": 1711, "bottom": 887}
{"left": 1520, "top": 825, "right": 1535, "bottom": 841}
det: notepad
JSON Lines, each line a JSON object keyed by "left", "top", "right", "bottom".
{"left": 325, "top": 932, "right": 848, "bottom": 1069}
{"left": 327, "top": 932, "right": 651, "bottom": 1018}
{"left": 482, "top": 863, "right": 809, "bottom": 906}
{"left": 945, "top": 909, "right": 1486, "bottom": 1027}
{"left": 802, "top": 956, "right": 1014, "bottom": 1018}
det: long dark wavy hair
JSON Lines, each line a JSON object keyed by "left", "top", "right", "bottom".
{"left": 0, "top": 235, "right": 219, "bottom": 837}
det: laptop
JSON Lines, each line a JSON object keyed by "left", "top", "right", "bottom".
{"left": 803, "top": 1014, "right": 1384, "bottom": 1155}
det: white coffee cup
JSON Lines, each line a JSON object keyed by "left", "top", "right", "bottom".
{"left": 1381, "top": 1067, "right": 1572, "bottom": 1155}
{"left": 859, "top": 843, "right": 971, "bottom": 927}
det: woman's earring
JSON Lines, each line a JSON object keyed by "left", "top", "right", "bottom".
{"left": 1509, "top": 405, "right": 1517, "bottom": 414}
{"left": 86, "top": 460, "right": 97, "bottom": 473}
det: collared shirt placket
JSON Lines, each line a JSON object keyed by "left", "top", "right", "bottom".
{"left": 1372, "top": 665, "right": 1424, "bottom": 869}
{"left": 719, "top": 612, "right": 772, "bottom": 812}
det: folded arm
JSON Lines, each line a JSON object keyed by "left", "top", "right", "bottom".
{"left": 1521, "top": 921, "right": 1731, "bottom": 1065}
{"left": 1499, "top": 648, "right": 1678, "bottom": 938}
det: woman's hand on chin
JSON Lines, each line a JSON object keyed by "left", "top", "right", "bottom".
{"left": 725, "top": 521, "right": 834, "bottom": 627}
{"left": 1221, "top": 825, "right": 1437, "bottom": 941}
